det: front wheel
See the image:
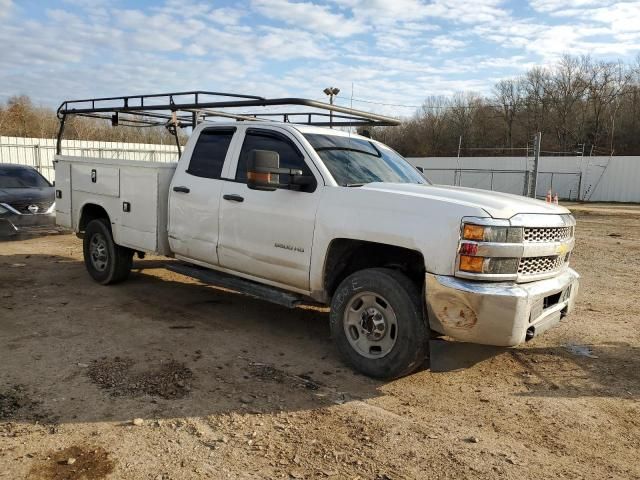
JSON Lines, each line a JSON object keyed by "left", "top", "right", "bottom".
{"left": 83, "top": 218, "right": 133, "bottom": 285}
{"left": 329, "top": 268, "right": 429, "bottom": 379}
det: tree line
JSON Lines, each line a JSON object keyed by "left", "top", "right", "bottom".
{"left": 371, "top": 55, "right": 640, "bottom": 157}
{"left": 2, "top": 54, "right": 640, "bottom": 156}
{"left": 0, "top": 95, "right": 184, "bottom": 145}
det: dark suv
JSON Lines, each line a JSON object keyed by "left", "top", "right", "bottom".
{"left": 0, "top": 164, "right": 55, "bottom": 236}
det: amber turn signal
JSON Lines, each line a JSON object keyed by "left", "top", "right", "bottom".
{"left": 459, "top": 255, "right": 484, "bottom": 273}
{"left": 247, "top": 171, "right": 271, "bottom": 183}
{"left": 463, "top": 224, "right": 485, "bottom": 241}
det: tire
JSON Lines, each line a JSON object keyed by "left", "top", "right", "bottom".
{"left": 83, "top": 218, "right": 133, "bottom": 285}
{"left": 330, "top": 268, "right": 429, "bottom": 379}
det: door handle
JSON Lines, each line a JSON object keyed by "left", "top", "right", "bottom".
{"left": 223, "top": 194, "right": 244, "bottom": 203}
{"left": 173, "top": 186, "right": 190, "bottom": 193}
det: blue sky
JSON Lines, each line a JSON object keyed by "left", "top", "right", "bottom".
{"left": 1, "top": 0, "right": 639, "bottom": 117}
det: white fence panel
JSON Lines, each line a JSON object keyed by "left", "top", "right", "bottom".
{"left": 0, "top": 136, "right": 179, "bottom": 182}
{"left": 410, "top": 156, "right": 640, "bottom": 203}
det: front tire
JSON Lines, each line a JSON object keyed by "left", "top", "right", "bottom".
{"left": 330, "top": 268, "right": 429, "bottom": 379}
{"left": 83, "top": 218, "right": 133, "bottom": 285}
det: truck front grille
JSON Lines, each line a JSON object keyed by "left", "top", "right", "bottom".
{"left": 524, "top": 226, "right": 573, "bottom": 243}
{"left": 518, "top": 255, "right": 567, "bottom": 275}
{"left": 5, "top": 200, "right": 53, "bottom": 214}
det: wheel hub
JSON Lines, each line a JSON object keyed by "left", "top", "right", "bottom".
{"left": 343, "top": 291, "right": 398, "bottom": 359}
{"left": 89, "top": 233, "right": 108, "bottom": 272}
{"left": 360, "top": 307, "right": 386, "bottom": 340}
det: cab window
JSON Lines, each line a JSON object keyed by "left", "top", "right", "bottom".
{"left": 187, "top": 128, "right": 236, "bottom": 179}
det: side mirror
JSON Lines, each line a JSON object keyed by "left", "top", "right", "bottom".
{"left": 247, "top": 150, "right": 280, "bottom": 191}
{"left": 247, "top": 149, "right": 303, "bottom": 191}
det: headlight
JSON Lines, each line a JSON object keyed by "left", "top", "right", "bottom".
{"left": 0, "top": 204, "right": 8, "bottom": 214}
{"left": 462, "top": 224, "right": 523, "bottom": 243}
{"left": 459, "top": 256, "right": 519, "bottom": 274}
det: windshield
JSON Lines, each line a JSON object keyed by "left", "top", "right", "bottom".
{"left": 304, "top": 134, "right": 428, "bottom": 187}
{"left": 0, "top": 166, "right": 51, "bottom": 188}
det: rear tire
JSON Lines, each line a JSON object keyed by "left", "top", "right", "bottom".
{"left": 83, "top": 218, "right": 133, "bottom": 285}
{"left": 330, "top": 268, "right": 429, "bottom": 379}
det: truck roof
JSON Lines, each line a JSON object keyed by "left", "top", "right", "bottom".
{"left": 196, "top": 120, "right": 373, "bottom": 141}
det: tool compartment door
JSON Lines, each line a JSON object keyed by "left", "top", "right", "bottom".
{"left": 71, "top": 164, "right": 120, "bottom": 197}
{"left": 118, "top": 167, "right": 159, "bottom": 252}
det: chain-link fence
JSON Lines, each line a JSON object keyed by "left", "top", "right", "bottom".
{"left": 419, "top": 167, "right": 582, "bottom": 200}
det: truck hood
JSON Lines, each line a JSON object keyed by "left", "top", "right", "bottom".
{"left": 360, "top": 183, "right": 569, "bottom": 219}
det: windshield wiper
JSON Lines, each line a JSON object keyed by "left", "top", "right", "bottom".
{"left": 345, "top": 183, "right": 366, "bottom": 187}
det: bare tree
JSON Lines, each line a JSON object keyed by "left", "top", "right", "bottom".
{"left": 544, "top": 55, "right": 593, "bottom": 151}
{"left": 493, "top": 79, "right": 522, "bottom": 149}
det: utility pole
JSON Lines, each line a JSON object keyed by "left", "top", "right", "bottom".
{"left": 530, "top": 131, "right": 542, "bottom": 198}
{"left": 456, "top": 135, "right": 462, "bottom": 186}
{"left": 323, "top": 87, "right": 340, "bottom": 128}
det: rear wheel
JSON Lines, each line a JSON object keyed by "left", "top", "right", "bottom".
{"left": 83, "top": 218, "right": 133, "bottom": 285}
{"left": 330, "top": 268, "right": 429, "bottom": 379}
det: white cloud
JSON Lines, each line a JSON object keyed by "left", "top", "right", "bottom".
{"left": 529, "top": 0, "right": 616, "bottom": 13}
{"left": 334, "top": 0, "right": 509, "bottom": 25}
{"left": 209, "top": 7, "right": 245, "bottom": 26}
{"left": 0, "top": 0, "right": 638, "bottom": 119}
{"left": 252, "top": 0, "right": 366, "bottom": 37}
{"left": 0, "top": 0, "right": 12, "bottom": 18}
{"left": 337, "top": 0, "right": 431, "bottom": 23}
{"left": 430, "top": 35, "right": 467, "bottom": 53}
{"left": 529, "top": 1, "right": 640, "bottom": 39}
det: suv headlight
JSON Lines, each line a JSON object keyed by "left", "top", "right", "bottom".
{"left": 462, "top": 224, "right": 523, "bottom": 243}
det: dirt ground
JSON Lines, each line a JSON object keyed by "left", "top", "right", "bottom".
{"left": 1, "top": 206, "right": 639, "bottom": 480}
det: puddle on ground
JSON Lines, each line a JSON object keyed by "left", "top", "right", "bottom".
{"left": 564, "top": 344, "right": 599, "bottom": 358}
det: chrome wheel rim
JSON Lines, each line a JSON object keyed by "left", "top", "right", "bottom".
{"left": 89, "top": 233, "right": 108, "bottom": 272}
{"left": 343, "top": 291, "right": 398, "bottom": 359}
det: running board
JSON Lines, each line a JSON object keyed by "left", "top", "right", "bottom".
{"left": 165, "top": 262, "right": 303, "bottom": 309}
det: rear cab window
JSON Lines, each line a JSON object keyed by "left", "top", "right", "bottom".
{"left": 187, "top": 128, "right": 236, "bottom": 179}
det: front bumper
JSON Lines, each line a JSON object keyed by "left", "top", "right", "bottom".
{"left": 0, "top": 212, "right": 56, "bottom": 236}
{"left": 426, "top": 268, "right": 579, "bottom": 346}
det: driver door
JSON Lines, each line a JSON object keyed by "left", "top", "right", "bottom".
{"left": 218, "top": 128, "right": 322, "bottom": 290}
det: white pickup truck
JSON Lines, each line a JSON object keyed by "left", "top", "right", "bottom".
{"left": 54, "top": 92, "right": 579, "bottom": 378}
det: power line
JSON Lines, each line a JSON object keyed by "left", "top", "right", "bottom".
{"left": 338, "top": 96, "right": 523, "bottom": 110}
{"left": 344, "top": 97, "right": 421, "bottom": 109}
{"left": 334, "top": 87, "right": 640, "bottom": 112}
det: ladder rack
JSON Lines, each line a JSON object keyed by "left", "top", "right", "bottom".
{"left": 55, "top": 90, "right": 401, "bottom": 155}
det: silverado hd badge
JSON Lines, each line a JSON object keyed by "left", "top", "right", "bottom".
{"left": 274, "top": 242, "right": 304, "bottom": 253}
